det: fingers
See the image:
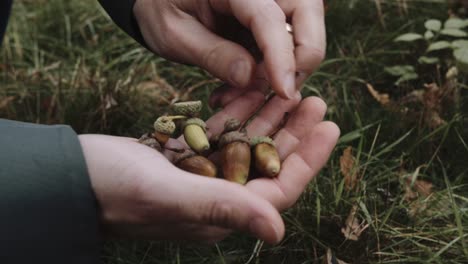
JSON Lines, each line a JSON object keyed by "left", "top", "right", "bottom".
{"left": 247, "top": 121, "right": 340, "bottom": 210}
{"left": 276, "top": 0, "right": 326, "bottom": 86}
{"left": 209, "top": 62, "right": 270, "bottom": 109}
{"left": 209, "top": 0, "right": 296, "bottom": 99}
{"left": 134, "top": 1, "right": 256, "bottom": 89}
{"left": 246, "top": 92, "right": 302, "bottom": 137}
{"left": 274, "top": 96, "right": 328, "bottom": 159}
{"left": 205, "top": 90, "right": 265, "bottom": 136}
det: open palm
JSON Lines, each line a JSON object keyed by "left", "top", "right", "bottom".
{"left": 80, "top": 91, "right": 339, "bottom": 245}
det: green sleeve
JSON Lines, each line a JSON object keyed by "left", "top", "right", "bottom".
{"left": 0, "top": 119, "right": 100, "bottom": 264}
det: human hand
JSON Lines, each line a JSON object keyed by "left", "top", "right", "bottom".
{"left": 79, "top": 91, "right": 339, "bottom": 244}
{"left": 133, "top": 0, "right": 326, "bottom": 100}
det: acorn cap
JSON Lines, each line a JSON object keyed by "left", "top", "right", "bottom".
{"left": 154, "top": 116, "right": 176, "bottom": 135}
{"left": 223, "top": 118, "right": 241, "bottom": 133}
{"left": 173, "top": 150, "right": 197, "bottom": 164}
{"left": 138, "top": 133, "right": 162, "bottom": 151}
{"left": 172, "top": 101, "right": 202, "bottom": 117}
{"left": 183, "top": 118, "right": 207, "bottom": 132}
{"left": 218, "top": 131, "right": 249, "bottom": 149}
{"left": 250, "top": 136, "right": 276, "bottom": 147}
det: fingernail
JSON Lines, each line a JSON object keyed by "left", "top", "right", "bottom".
{"left": 229, "top": 59, "right": 251, "bottom": 88}
{"left": 249, "top": 218, "right": 280, "bottom": 244}
{"left": 283, "top": 72, "right": 296, "bottom": 99}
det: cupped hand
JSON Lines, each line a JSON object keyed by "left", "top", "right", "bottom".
{"left": 79, "top": 92, "right": 339, "bottom": 245}
{"left": 133, "top": 0, "right": 326, "bottom": 100}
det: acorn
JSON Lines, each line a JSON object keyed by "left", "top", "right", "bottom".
{"left": 138, "top": 133, "right": 162, "bottom": 152}
{"left": 251, "top": 136, "right": 281, "bottom": 177}
{"left": 183, "top": 118, "right": 210, "bottom": 154}
{"left": 174, "top": 150, "right": 217, "bottom": 178}
{"left": 219, "top": 131, "right": 251, "bottom": 184}
{"left": 172, "top": 101, "right": 202, "bottom": 117}
{"left": 153, "top": 115, "right": 186, "bottom": 145}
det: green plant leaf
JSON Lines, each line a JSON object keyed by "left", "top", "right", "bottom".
{"left": 425, "top": 19, "right": 442, "bottom": 32}
{"left": 418, "top": 56, "right": 440, "bottom": 64}
{"left": 454, "top": 48, "right": 468, "bottom": 73}
{"left": 427, "top": 41, "right": 452, "bottom": 52}
{"left": 424, "top": 30, "right": 435, "bottom": 40}
{"left": 452, "top": 40, "right": 468, "bottom": 49}
{"left": 395, "top": 73, "right": 418, "bottom": 85}
{"left": 444, "top": 18, "right": 467, "bottom": 29}
{"left": 440, "top": 28, "right": 468, "bottom": 37}
{"left": 384, "top": 65, "right": 416, "bottom": 76}
{"left": 394, "top": 33, "right": 423, "bottom": 42}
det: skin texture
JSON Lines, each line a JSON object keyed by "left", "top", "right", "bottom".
{"left": 79, "top": 94, "right": 340, "bottom": 245}
{"left": 133, "top": 0, "right": 326, "bottom": 102}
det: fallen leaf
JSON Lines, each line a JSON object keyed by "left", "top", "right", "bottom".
{"left": 366, "top": 83, "right": 391, "bottom": 105}
{"left": 340, "top": 147, "right": 359, "bottom": 191}
{"left": 323, "top": 248, "right": 350, "bottom": 264}
{"left": 402, "top": 167, "right": 433, "bottom": 202}
{"left": 0, "top": 96, "right": 15, "bottom": 109}
{"left": 341, "top": 204, "right": 369, "bottom": 241}
{"left": 423, "top": 83, "right": 447, "bottom": 128}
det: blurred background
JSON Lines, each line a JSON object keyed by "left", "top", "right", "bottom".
{"left": 1, "top": 0, "right": 467, "bottom": 263}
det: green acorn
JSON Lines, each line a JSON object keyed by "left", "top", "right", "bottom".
{"left": 251, "top": 136, "right": 280, "bottom": 177}
{"left": 183, "top": 118, "right": 210, "bottom": 154}
{"left": 219, "top": 131, "right": 251, "bottom": 185}
{"left": 172, "top": 101, "right": 202, "bottom": 117}
{"left": 153, "top": 115, "right": 186, "bottom": 145}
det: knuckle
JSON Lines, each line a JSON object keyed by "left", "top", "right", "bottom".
{"left": 201, "top": 42, "right": 226, "bottom": 70}
{"left": 252, "top": 3, "right": 286, "bottom": 28}
{"left": 205, "top": 199, "right": 235, "bottom": 227}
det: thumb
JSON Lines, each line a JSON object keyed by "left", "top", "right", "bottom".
{"left": 165, "top": 19, "right": 256, "bottom": 89}
{"left": 175, "top": 172, "right": 285, "bottom": 244}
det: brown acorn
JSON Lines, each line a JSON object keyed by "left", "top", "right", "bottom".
{"left": 251, "top": 136, "right": 281, "bottom": 177}
{"left": 174, "top": 150, "right": 217, "bottom": 178}
{"left": 219, "top": 131, "right": 251, "bottom": 184}
{"left": 153, "top": 115, "right": 186, "bottom": 145}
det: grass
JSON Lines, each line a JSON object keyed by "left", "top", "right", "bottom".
{"left": 1, "top": 0, "right": 467, "bottom": 263}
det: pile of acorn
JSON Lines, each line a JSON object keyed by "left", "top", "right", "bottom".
{"left": 138, "top": 100, "right": 281, "bottom": 184}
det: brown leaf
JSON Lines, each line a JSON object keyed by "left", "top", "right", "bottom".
{"left": 0, "top": 96, "right": 15, "bottom": 110}
{"left": 341, "top": 204, "right": 369, "bottom": 241}
{"left": 402, "top": 167, "right": 433, "bottom": 202}
{"left": 323, "top": 248, "right": 350, "bottom": 264}
{"left": 340, "top": 147, "right": 359, "bottom": 191}
{"left": 366, "top": 83, "right": 390, "bottom": 105}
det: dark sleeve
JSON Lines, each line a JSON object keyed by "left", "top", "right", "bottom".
{"left": 0, "top": 119, "right": 100, "bottom": 264}
{"left": 98, "top": 0, "right": 148, "bottom": 48}
{"left": 0, "top": 0, "right": 13, "bottom": 44}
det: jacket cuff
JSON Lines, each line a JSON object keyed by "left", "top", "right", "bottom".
{"left": 98, "top": 0, "right": 148, "bottom": 48}
{"left": 0, "top": 119, "right": 100, "bottom": 264}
